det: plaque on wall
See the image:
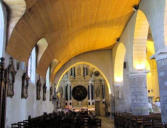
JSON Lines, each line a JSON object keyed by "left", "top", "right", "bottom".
{"left": 21, "top": 72, "right": 29, "bottom": 99}
{"left": 72, "top": 85, "right": 87, "bottom": 101}
{"left": 5, "top": 57, "right": 16, "bottom": 97}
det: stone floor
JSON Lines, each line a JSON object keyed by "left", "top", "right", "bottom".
{"left": 99, "top": 116, "right": 114, "bottom": 128}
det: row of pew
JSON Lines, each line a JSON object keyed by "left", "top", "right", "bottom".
{"left": 114, "top": 112, "right": 167, "bottom": 128}
{"left": 11, "top": 111, "right": 101, "bottom": 128}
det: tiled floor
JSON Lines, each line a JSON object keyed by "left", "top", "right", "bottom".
{"left": 99, "top": 117, "right": 114, "bottom": 128}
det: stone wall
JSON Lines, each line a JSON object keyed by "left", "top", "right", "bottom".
{"left": 4, "top": 55, "right": 54, "bottom": 128}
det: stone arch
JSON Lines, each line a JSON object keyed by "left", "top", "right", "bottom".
{"left": 56, "top": 61, "right": 112, "bottom": 95}
{"left": 52, "top": 50, "right": 113, "bottom": 95}
{"left": 139, "top": 0, "right": 166, "bottom": 50}
{"left": 132, "top": 9, "right": 160, "bottom": 102}
{"left": 112, "top": 43, "right": 126, "bottom": 84}
{"left": 133, "top": 10, "right": 149, "bottom": 71}
{"left": 36, "top": 38, "right": 48, "bottom": 63}
{"left": 3, "top": 0, "right": 26, "bottom": 37}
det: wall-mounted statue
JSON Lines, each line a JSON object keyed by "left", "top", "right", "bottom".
{"left": 59, "top": 86, "right": 63, "bottom": 98}
{"left": 36, "top": 78, "right": 42, "bottom": 100}
{"left": 5, "top": 57, "right": 16, "bottom": 97}
{"left": 0, "top": 57, "right": 7, "bottom": 128}
{"left": 43, "top": 83, "right": 47, "bottom": 101}
{"left": 96, "top": 84, "right": 101, "bottom": 98}
{"left": 50, "top": 86, "right": 53, "bottom": 101}
{"left": 16, "top": 61, "right": 20, "bottom": 70}
{"left": 21, "top": 72, "right": 29, "bottom": 99}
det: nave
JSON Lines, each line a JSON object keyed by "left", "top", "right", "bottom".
{"left": 1, "top": 0, "right": 167, "bottom": 128}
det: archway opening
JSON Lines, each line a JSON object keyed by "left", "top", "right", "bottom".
{"left": 55, "top": 63, "right": 111, "bottom": 117}
{"left": 113, "top": 43, "right": 126, "bottom": 85}
{"left": 133, "top": 10, "right": 160, "bottom": 112}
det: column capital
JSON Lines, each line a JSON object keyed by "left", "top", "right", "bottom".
{"left": 128, "top": 71, "right": 148, "bottom": 77}
{"left": 114, "top": 82, "right": 123, "bottom": 87}
{"left": 66, "top": 80, "right": 71, "bottom": 85}
{"left": 89, "top": 78, "right": 94, "bottom": 84}
{"left": 151, "top": 47, "right": 167, "bottom": 61}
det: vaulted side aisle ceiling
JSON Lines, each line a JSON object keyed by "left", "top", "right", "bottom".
{"left": 6, "top": 0, "right": 140, "bottom": 80}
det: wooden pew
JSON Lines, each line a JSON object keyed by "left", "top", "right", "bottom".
{"left": 11, "top": 111, "right": 102, "bottom": 128}
{"left": 114, "top": 112, "right": 167, "bottom": 128}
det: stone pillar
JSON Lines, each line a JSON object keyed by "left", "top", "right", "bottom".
{"left": 153, "top": 50, "right": 167, "bottom": 123}
{"left": 129, "top": 71, "right": 149, "bottom": 115}
{"left": 89, "top": 78, "right": 94, "bottom": 105}
{"left": 88, "top": 81, "right": 91, "bottom": 104}
{"left": 114, "top": 83, "right": 125, "bottom": 113}
{"left": 67, "top": 81, "right": 71, "bottom": 106}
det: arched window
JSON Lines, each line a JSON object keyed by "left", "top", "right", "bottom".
{"left": 46, "top": 67, "right": 50, "bottom": 90}
{"left": 0, "top": 2, "right": 6, "bottom": 57}
{"left": 28, "top": 47, "right": 36, "bottom": 83}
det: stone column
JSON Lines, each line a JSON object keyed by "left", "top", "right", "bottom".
{"left": 153, "top": 50, "right": 167, "bottom": 123}
{"left": 88, "top": 81, "right": 91, "bottom": 104}
{"left": 114, "top": 83, "right": 124, "bottom": 112}
{"left": 129, "top": 71, "right": 149, "bottom": 115}
{"left": 67, "top": 81, "right": 71, "bottom": 106}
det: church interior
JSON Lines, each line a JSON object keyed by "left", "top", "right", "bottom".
{"left": 0, "top": 0, "right": 167, "bottom": 128}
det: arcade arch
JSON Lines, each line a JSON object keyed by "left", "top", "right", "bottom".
{"left": 56, "top": 62, "right": 111, "bottom": 95}
{"left": 113, "top": 43, "right": 126, "bottom": 84}
{"left": 56, "top": 63, "right": 111, "bottom": 116}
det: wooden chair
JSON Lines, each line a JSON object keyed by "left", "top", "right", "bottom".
{"left": 11, "top": 123, "right": 19, "bottom": 128}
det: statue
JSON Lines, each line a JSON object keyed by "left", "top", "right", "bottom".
{"left": 5, "top": 57, "right": 16, "bottom": 97}
{"left": 36, "top": 78, "right": 41, "bottom": 100}
{"left": 21, "top": 72, "right": 29, "bottom": 99}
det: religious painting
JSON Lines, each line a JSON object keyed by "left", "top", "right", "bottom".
{"left": 21, "top": 72, "right": 29, "bottom": 99}
{"left": 5, "top": 57, "right": 16, "bottom": 97}
{"left": 72, "top": 85, "right": 87, "bottom": 101}
{"left": 43, "top": 83, "right": 47, "bottom": 101}
{"left": 36, "top": 78, "right": 42, "bottom": 100}
{"left": 50, "top": 86, "right": 53, "bottom": 101}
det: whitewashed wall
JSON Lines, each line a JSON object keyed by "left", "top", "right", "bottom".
{"left": 5, "top": 58, "right": 54, "bottom": 128}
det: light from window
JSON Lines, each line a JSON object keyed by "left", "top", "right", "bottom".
{"left": 28, "top": 47, "right": 36, "bottom": 83}
{"left": 0, "top": 3, "right": 6, "bottom": 57}
{"left": 46, "top": 67, "right": 50, "bottom": 90}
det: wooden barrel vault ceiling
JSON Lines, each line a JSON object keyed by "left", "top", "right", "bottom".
{"left": 6, "top": 0, "right": 140, "bottom": 82}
